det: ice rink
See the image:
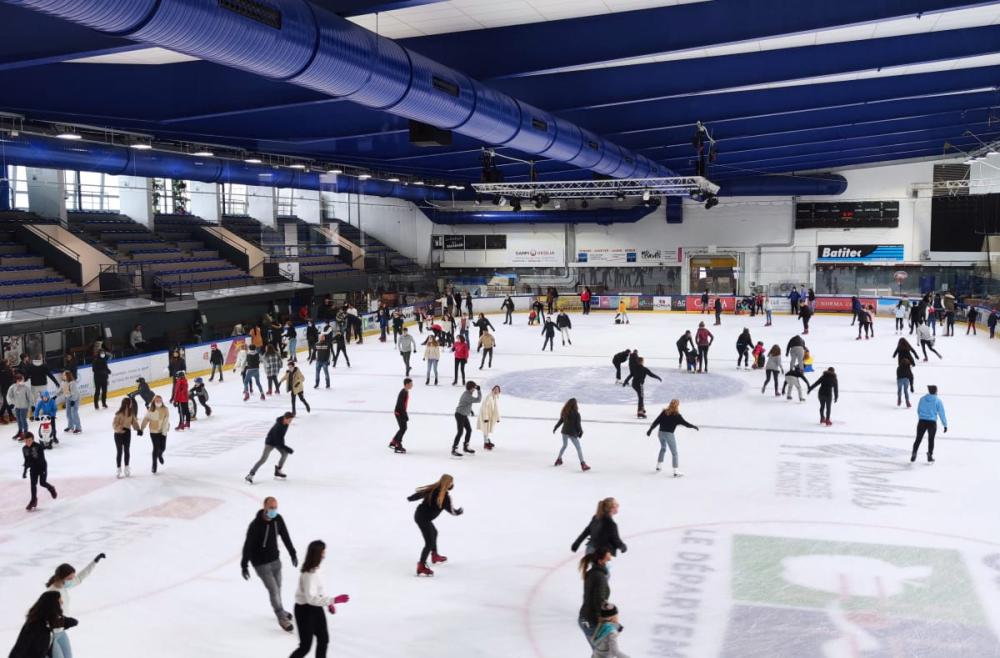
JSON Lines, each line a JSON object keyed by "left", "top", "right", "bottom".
{"left": 3, "top": 309, "right": 1000, "bottom": 658}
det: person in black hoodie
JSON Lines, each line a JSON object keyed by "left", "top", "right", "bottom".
{"left": 245, "top": 413, "right": 294, "bottom": 484}
{"left": 577, "top": 547, "right": 612, "bottom": 648}
{"left": 611, "top": 349, "right": 632, "bottom": 382}
{"left": 798, "top": 303, "right": 813, "bottom": 334}
{"left": 541, "top": 318, "right": 557, "bottom": 351}
{"left": 676, "top": 331, "right": 695, "bottom": 368}
{"left": 9, "top": 590, "right": 75, "bottom": 658}
{"left": 807, "top": 367, "right": 839, "bottom": 426}
{"left": 130, "top": 377, "right": 155, "bottom": 409}
{"left": 622, "top": 350, "right": 641, "bottom": 386}
{"left": 646, "top": 399, "right": 699, "bottom": 476}
{"left": 330, "top": 330, "right": 350, "bottom": 368}
{"left": 22, "top": 432, "right": 57, "bottom": 511}
{"left": 241, "top": 496, "right": 299, "bottom": 633}
{"left": 571, "top": 497, "right": 627, "bottom": 556}
{"left": 553, "top": 398, "right": 589, "bottom": 471}
{"left": 90, "top": 350, "right": 111, "bottom": 410}
{"left": 305, "top": 321, "right": 319, "bottom": 364}
{"left": 501, "top": 296, "right": 515, "bottom": 325}
{"left": 473, "top": 313, "right": 495, "bottom": 337}
{"left": 389, "top": 379, "right": 412, "bottom": 454}
{"left": 407, "top": 474, "right": 464, "bottom": 577}
{"left": 736, "top": 328, "right": 753, "bottom": 370}
{"left": 209, "top": 343, "right": 225, "bottom": 382}
{"left": 630, "top": 357, "right": 661, "bottom": 419}
{"left": 556, "top": 311, "right": 573, "bottom": 346}
{"left": 26, "top": 358, "right": 59, "bottom": 417}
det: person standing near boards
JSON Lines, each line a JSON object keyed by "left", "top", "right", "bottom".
{"left": 553, "top": 398, "right": 589, "bottom": 471}
{"left": 91, "top": 349, "right": 111, "bottom": 410}
{"left": 408, "top": 474, "right": 464, "bottom": 577}
{"left": 389, "top": 379, "right": 412, "bottom": 454}
{"left": 912, "top": 385, "right": 947, "bottom": 463}
{"left": 241, "top": 496, "right": 298, "bottom": 633}
{"left": 646, "top": 399, "right": 699, "bottom": 476}
{"left": 501, "top": 296, "right": 515, "bottom": 324}
{"left": 581, "top": 287, "right": 593, "bottom": 315}
{"left": 713, "top": 297, "right": 723, "bottom": 326}
{"left": 289, "top": 540, "right": 350, "bottom": 658}
{"left": 700, "top": 290, "right": 710, "bottom": 314}
{"left": 209, "top": 343, "right": 225, "bottom": 381}
{"left": 451, "top": 381, "right": 481, "bottom": 457}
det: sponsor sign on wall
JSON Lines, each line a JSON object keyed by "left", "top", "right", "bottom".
{"left": 510, "top": 248, "right": 561, "bottom": 265}
{"left": 813, "top": 296, "right": 877, "bottom": 312}
{"left": 575, "top": 246, "right": 681, "bottom": 266}
{"left": 816, "top": 244, "right": 904, "bottom": 262}
{"left": 686, "top": 295, "right": 738, "bottom": 312}
{"left": 653, "top": 296, "right": 672, "bottom": 310}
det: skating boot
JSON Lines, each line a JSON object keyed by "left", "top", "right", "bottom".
{"left": 431, "top": 552, "right": 448, "bottom": 564}
{"left": 484, "top": 440, "right": 494, "bottom": 451}
{"left": 581, "top": 462, "right": 591, "bottom": 472}
{"left": 897, "top": 398, "right": 901, "bottom": 407}
{"left": 394, "top": 444, "right": 407, "bottom": 454}
{"left": 637, "top": 411, "right": 647, "bottom": 419}
{"left": 125, "top": 466, "right": 131, "bottom": 477}
{"left": 554, "top": 457, "right": 563, "bottom": 466}
{"left": 906, "top": 401, "right": 911, "bottom": 408}
{"left": 26, "top": 499, "right": 37, "bottom": 511}
{"left": 462, "top": 444, "right": 475, "bottom": 454}
{"left": 116, "top": 467, "right": 123, "bottom": 479}
{"left": 245, "top": 473, "right": 254, "bottom": 484}
{"left": 673, "top": 470, "right": 684, "bottom": 478}
{"left": 278, "top": 617, "right": 294, "bottom": 633}
{"left": 243, "top": 391, "right": 250, "bottom": 401}
{"left": 451, "top": 449, "right": 463, "bottom": 457}
{"left": 260, "top": 393, "right": 266, "bottom": 401}
{"left": 656, "top": 463, "right": 662, "bottom": 472}
{"left": 274, "top": 467, "right": 287, "bottom": 479}
{"left": 927, "top": 454, "right": 935, "bottom": 463}
{"left": 416, "top": 562, "right": 434, "bottom": 577}
{"left": 388, "top": 440, "right": 399, "bottom": 450}
{"left": 910, "top": 450, "right": 917, "bottom": 463}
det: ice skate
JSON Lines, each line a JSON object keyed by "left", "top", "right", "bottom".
{"left": 274, "top": 467, "right": 287, "bottom": 479}
{"left": 910, "top": 451, "right": 917, "bottom": 463}
{"left": 656, "top": 463, "right": 662, "bottom": 472}
{"left": 393, "top": 445, "right": 407, "bottom": 454}
{"left": 260, "top": 393, "right": 266, "bottom": 400}
{"left": 245, "top": 474, "right": 254, "bottom": 484}
{"left": 462, "top": 445, "right": 475, "bottom": 454}
{"left": 451, "top": 449, "right": 463, "bottom": 457}
{"left": 484, "top": 440, "right": 494, "bottom": 451}
{"left": 278, "top": 617, "right": 294, "bottom": 633}
{"left": 581, "top": 462, "right": 591, "bottom": 471}
{"left": 243, "top": 391, "right": 250, "bottom": 402}
{"left": 125, "top": 466, "right": 131, "bottom": 477}
{"left": 554, "top": 457, "right": 563, "bottom": 466}
{"left": 116, "top": 467, "right": 122, "bottom": 479}
{"left": 26, "top": 499, "right": 37, "bottom": 511}
{"left": 416, "top": 562, "right": 434, "bottom": 577}
{"left": 431, "top": 552, "right": 448, "bottom": 564}
{"left": 927, "top": 455, "right": 935, "bottom": 463}
{"left": 673, "top": 470, "right": 684, "bottom": 478}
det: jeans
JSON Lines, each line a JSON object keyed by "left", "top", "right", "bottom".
{"left": 249, "top": 445, "right": 288, "bottom": 475}
{"left": 51, "top": 631, "right": 72, "bottom": 658}
{"left": 253, "top": 559, "right": 287, "bottom": 620}
{"left": 315, "top": 362, "right": 330, "bottom": 387}
{"left": 658, "top": 431, "right": 678, "bottom": 468}
{"left": 578, "top": 619, "right": 595, "bottom": 648}
{"left": 479, "top": 348, "right": 492, "bottom": 368}
{"left": 426, "top": 359, "right": 438, "bottom": 382}
{"left": 401, "top": 351, "right": 412, "bottom": 375}
{"left": 765, "top": 310, "right": 772, "bottom": 324}
{"left": 290, "top": 604, "right": 328, "bottom": 658}
{"left": 558, "top": 434, "right": 585, "bottom": 463}
{"left": 65, "top": 400, "right": 81, "bottom": 431}
{"left": 244, "top": 368, "right": 263, "bottom": 394}
{"left": 14, "top": 407, "right": 29, "bottom": 434}
{"left": 287, "top": 338, "right": 298, "bottom": 360}
{"left": 897, "top": 378, "right": 911, "bottom": 405}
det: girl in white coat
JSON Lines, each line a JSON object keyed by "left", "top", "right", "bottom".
{"left": 290, "top": 540, "right": 349, "bottom": 658}
{"left": 477, "top": 385, "right": 501, "bottom": 450}
{"left": 46, "top": 554, "right": 105, "bottom": 658}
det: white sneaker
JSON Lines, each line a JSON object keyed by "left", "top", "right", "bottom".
{"left": 673, "top": 470, "right": 685, "bottom": 478}
{"left": 116, "top": 468, "right": 122, "bottom": 479}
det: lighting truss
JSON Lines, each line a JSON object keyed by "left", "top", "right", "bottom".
{"left": 471, "top": 176, "right": 719, "bottom": 199}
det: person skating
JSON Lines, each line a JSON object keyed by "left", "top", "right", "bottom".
{"left": 896, "top": 353, "right": 916, "bottom": 408}
{"left": 477, "top": 329, "right": 495, "bottom": 369}
{"left": 283, "top": 320, "right": 298, "bottom": 362}
{"left": 21, "top": 432, "right": 57, "bottom": 511}
{"left": 857, "top": 305, "right": 874, "bottom": 340}
{"left": 389, "top": 378, "right": 413, "bottom": 454}
{"left": 571, "top": 498, "right": 625, "bottom": 555}
{"left": 408, "top": 474, "right": 464, "bottom": 576}
{"left": 246, "top": 412, "right": 295, "bottom": 484}
{"left": 763, "top": 296, "right": 773, "bottom": 326}
{"left": 56, "top": 370, "right": 81, "bottom": 435}
{"left": 553, "top": 398, "right": 589, "bottom": 471}
{"left": 541, "top": 317, "right": 557, "bottom": 351}
{"left": 6, "top": 373, "right": 32, "bottom": 440}
{"left": 241, "top": 496, "right": 299, "bottom": 633}
{"left": 894, "top": 301, "right": 906, "bottom": 334}
{"left": 501, "top": 296, "right": 515, "bottom": 324}
{"left": 289, "top": 540, "right": 350, "bottom": 658}
{"left": 531, "top": 298, "right": 546, "bottom": 324}
{"left": 556, "top": 311, "right": 573, "bottom": 345}
{"left": 32, "top": 390, "right": 58, "bottom": 445}
{"left": 912, "top": 385, "right": 947, "bottom": 463}
{"left": 112, "top": 397, "right": 140, "bottom": 478}
{"left": 140, "top": 395, "right": 170, "bottom": 474}
{"left": 397, "top": 327, "right": 416, "bottom": 377}
{"left": 675, "top": 331, "right": 694, "bottom": 368}
{"left": 630, "top": 358, "right": 660, "bottom": 419}
{"left": 313, "top": 336, "right": 331, "bottom": 389}
{"left": 189, "top": 377, "right": 211, "bottom": 419}
{"left": 762, "top": 345, "right": 783, "bottom": 397}
{"left": 782, "top": 366, "right": 809, "bottom": 402}
{"left": 591, "top": 602, "right": 631, "bottom": 658}
{"left": 695, "top": 322, "right": 714, "bottom": 373}
{"left": 807, "top": 367, "right": 839, "bottom": 426}
{"left": 172, "top": 371, "right": 191, "bottom": 431}
{"left": 451, "top": 381, "right": 482, "bottom": 457}
{"left": 209, "top": 343, "right": 225, "bottom": 381}
{"left": 700, "top": 290, "right": 710, "bottom": 314}
{"left": 391, "top": 310, "right": 404, "bottom": 345}
{"left": 798, "top": 302, "right": 813, "bottom": 334}
{"left": 452, "top": 336, "right": 469, "bottom": 385}
{"left": 423, "top": 335, "right": 440, "bottom": 385}
{"left": 786, "top": 334, "right": 807, "bottom": 370}
{"left": 131, "top": 376, "right": 155, "bottom": 410}
{"left": 713, "top": 296, "right": 723, "bottom": 326}
{"left": 736, "top": 328, "right": 753, "bottom": 370}
{"left": 305, "top": 321, "right": 319, "bottom": 364}
{"left": 465, "top": 291, "right": 473, "bottom": 317}
{"left": 90, "top": 350, "right": 111, "bottom": 410}
{"left": 25, "top": 357, "right": 59, "bottom": 418}
{"left": 615, "top": 298, "right": 629, "bottom": 325}
{"left": 892, "top": 337, "right": 920, "bottom": 365}
{"left": 473, "top": 313, "right": 495, "bottom": 337}
{"left": 622, "top": 350, "right": 641, "bottom": 387}
{"left": 851, "top": 296, "right": 862, "bottom": 326}
{"left": 646, "top": 399, "right": 699, "bottom": 476}
{"left": 45, "top": 555, "right": 104, "bottom": 658}
{"left": 9, "top": 590, "right": 76, "bottom": 658}
{"left": 242, "top": 345, "right": 266, "bottom": 401}
{"left": 264, "top": 344, "right": 283, "bottom": 396}
{"left": 612, "top": 349, "right": 632, "bottom": 381}
{"left": 577, "top": 547, "right": 612, "bottom": 647}
{"left": 280, "top": 361, "right": 311, "bottom": 415}
{"left": 916, "top": 323, "right": 942, "bottom": 361}
{"left": 331, "top": 330, "right": 350, "bottom": 368}
{"left": 478, "top": 385, "right": 501, "bottom": 450}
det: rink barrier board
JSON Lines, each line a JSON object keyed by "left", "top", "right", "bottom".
{"left": 63, "top": 294, "right": 996, "bottom": 407}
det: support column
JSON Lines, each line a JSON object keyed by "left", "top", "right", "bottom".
{"left": 26, "top": 167, "right": 65, "bottom": 221}
{"left": 188, "top": 180, "right": 220, "bottom": 223}
{"left": 118, "top": 175, "right": 153, "bottom": 226}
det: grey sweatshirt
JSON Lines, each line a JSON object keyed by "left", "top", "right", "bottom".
{"left": 455, "top": 388, "right": 482, "bottom": 416}
{"left": 764, "top": 354, "right": 783, "bottom": 372}
{"left": 398, "top": 334, "right": 416, "bottom": 353}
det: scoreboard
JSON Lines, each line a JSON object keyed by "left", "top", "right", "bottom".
{"left": 795, "top": 201, "right": 899, "bottom": 229}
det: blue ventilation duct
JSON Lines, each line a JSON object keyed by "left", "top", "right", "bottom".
{"left": 5, "top": 0, "right": 671, "bottom": 180}
{"left": 419, "top": 205, "right": 658, "bottom": 225}
{"left": 717, "top": 174, "right": 848, "bottom": 197}
{"left": 0, "top": 133, "right": 451, "bottom": 201}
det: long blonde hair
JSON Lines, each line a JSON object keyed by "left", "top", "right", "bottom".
{"left": 665, "top": 399, "right": 680, "bottom": 415}
{"left": 416, "top": 474, "right": 454, "bottom": 508}
{"left": 595, "top": 497, "right": 617, "bottom": 519}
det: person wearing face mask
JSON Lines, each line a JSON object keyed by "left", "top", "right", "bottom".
{"left": 578, "top": 547, "right": 612, "bottom": 648}
{"left": 139, "top": 395, "right": 170, "bottom": 474}
{"left": 241, "top": 496, "right": 299, "bottom": 633}
{"left": 22, "top": 432, "right": 57, "bottom": 511}
{"left": 90, "top": 351, "right": 111, "bottom": 410}
{"left": 44, "top": 555, "right": 105, "bottom": 658}
{"left": 25, "top": 357, "right": 59, "bottom": 418}
{"left": 408, "top": 475, "right": 464, "bottom": 577}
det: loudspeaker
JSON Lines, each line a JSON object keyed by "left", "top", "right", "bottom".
{"left": 409, "top": 121, "right": 452, "bottom": 147}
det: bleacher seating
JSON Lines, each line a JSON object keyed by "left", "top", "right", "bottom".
{"left": 0, "top": 226, "right": 84, "bottom": 307}
{"left": 326, "top": 217, "right": 420, "bottom": 273}
{"left": 221, "top": 215, "right": 282, "bottom": 248}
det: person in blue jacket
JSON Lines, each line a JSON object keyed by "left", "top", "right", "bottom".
{"left": 912, "top": 385, "right": 947, "bottom": 463}
{"left": 788, "top": 288, "right": 801, "bottom": 315}
{"left": 33, "top": 390, "right": 58, "bottom": 445}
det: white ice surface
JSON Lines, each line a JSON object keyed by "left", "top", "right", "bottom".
{"left": 2, "top": 311, "right": 999, "bottom": 658}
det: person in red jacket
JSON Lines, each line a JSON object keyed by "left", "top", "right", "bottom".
{"left": 172, "top": 371, "right": 191, "bottom": 430}
{"left": 695, "top": 322, "right": 714, "bottom": 373}
{"left": 452, "top": 336, "right": 470, "bottom": 386}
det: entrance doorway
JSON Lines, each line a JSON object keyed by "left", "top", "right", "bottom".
{"left": 690, "top": 256, "right": 738, "bottom": 295}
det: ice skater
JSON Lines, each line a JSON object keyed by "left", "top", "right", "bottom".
{"left": 646, "top": 399, "right": 699, "bottom": 476}
{"left": 423, "top": 335, "right": 440, "bottom": 385}
{"left": 331, "top": 330, "right": 350, "bottom": 368}
{"left": 171, "top": 371, "right": 190, "bottom": 431}
{"left": 398, "top": 327, "right": 416, "bottom": 377}
{"left": 857, "top": 305, "right": 874, "bottom": 339}
{"left": 452, "top": 381, "right": 481, "bottom": 457}
{"left": 477, "top": 329, "right": 495, "bottom": 369}
{"left": 501, "top": 296, "right": 515, "bottom": 324}
{"left": 736, "top": 328, "right": 753, "bottom": 370}
{"left": 91, "top": 350, "right": 111, "bottom": 410}
{"left": 782, "top": 366, "right": 809, "bottom": 402}
{"left": 807, "top": 367, "right": 839, "bottom": 426}
{"left": 786, "top": 334, "right": 806, "bottom": 370}
{"left": 556, "top": 310, "right": 573, "bottom": 345}
{"left": 630, "top": 357, "right": 661, "bottom": 418}
{"left": 57, "top": 370, "right": 81, "bottom": 434}
{"left": 541, "top": 317, "right": 557, "bottom": 351}
{"left": 474, "top": 313, "right": 495, "bottom": 336}
{"left": 622, "top": 350, "right": 641, "bottom": 387}
{"left": 140, "top": 394, "right": 170, "bottom": 474}
{"left": 245, "top": 412, "right": 295, "bottom": 484}
{"left": 6, "top": 373, "right": 32, "bottom": 439}
{"left": 612, "top": 349, "right": 632, "bottom": 381}
{"left": 21, "top": 432, "right": 57, "bottom": 511}
{"left": 289, "top": 540, "right": 349, "bottom": 658}
{"left": 264, "top": 344, "right": 283, "bottom": 395}
{"left": 578, "top": 547, "right": 612, "bottom": 648}
{"left": 695, "top": 322, "right": 714, "bottom": 373}
{"left": 896, "top": 354, "right": 915, "bottom": 408}
{"left": 241, "top": 345, "right": 266, "bottom": 402}
{"left": 553, "top": 398, "right": 589, "bottom": 471}
{"left": 389, "top": 378, "right": 412, "bottom": 454}
{"left": 280, "top": 361, "right": 311, "bottom": 414}
{"left": 209, "top": 343, "right": 225, "bottom": 381}
{"left": 313, "top": 336, "right": 331, "bottom": 388}
{"left": 798, "top": 302, "right": 813, "bottom": 334}
{"left": 477, "top": 385, "right": 501, "bottom": 450}
{"left": 912, "top": 385, "right": 947, "bottom": 463}
{"left": 571, "top": 498, "right": 626, "bottom": 555}
{"left": 241, "top": 496, "right": 298, "bottom": 633}
{"left": 9, "top": 591, "right": 75, "bottom": 658}
{"left": 112, "top": 397, "right": 140, "bottom": 478}
{"left": 917, "top": 323, "right": 942, "bottom": 361}
{"left": 408, "top": 474, "right": 464, "bottom": 577}
{"left": 615, "top": 298, "right": 629, "bottom": 324}
{"left": 32, "top": 390, "right": 57, "bottom": 444}
{"left": 762, "top": 345, "right": 783, "bottom": 397}
{"left": 45, "top": 554, "right": 104, "bottom": 658}
{"left": 189, "top": 377, "right": 211, "bottom": 419}
{"left": 894, "top": 301, "right": 906, "bottom": 334}
{"left": 713, "top": 297, "right": 722, "bottom": 325}
{"left": 591, "top": 603, "right": 630, "bottom": 658}
{"left": 892, "top": 337, "right": 920, "bottom": 364}
{"left": 452, "top": 335, "right": 469, "bottom": 385}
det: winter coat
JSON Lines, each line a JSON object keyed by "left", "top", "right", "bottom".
{"left": 695, "top": 327, "right": 713, "bottom": 346}
{"left": 579, "top": 564, "right": 610, "bottom": 626}
{"left": 553, "top": 410, "right": 583, "bottom": 438}
{"left": 541, "top": 321, "right": 557, "bottom": 337}
{"left": 91, "top": 355, "right": 111, "bottom": 381}
{"left": 282, "top": 368, "right": 305, "bottom": 395}
{"left": 190, "top": 383, "right": 208, "bottom": 402}
{"left": 591, "top": 623, "right": 630, "bottom": 658}
{"left": 736, "top": 332, "right": 753, "bottom": 351}
{"left": 612, "top": 349, "right": 631, "bottom": 366}
{"left": 785, "top": 336, "right": 806, "bottom": 354}
{"left": 113, "top": 410, "right": 141, "bottom": 434}
{"left": 5, "top": 382, "right": 32, "bottom": 410}
{"left": 248, "top": 327, "right": 264, "bottom": 348}
{"left": 263, "top": 351, "right": 283, "bottom": 378}
{"left": 134, "top": 380, "right": 155, "bottom": 407}
{"left": 424, "top": 344, "right": 441, "bottom": 361}
{"left": 33, "top": 394, "right": 56, "bottom": 419}
{"left": 572, "top": 515, "right": 626, "bottom": 555}
{"left": 477, "top": 392, "right": 500, "bottom": 434}
{"left": 172, "top": 378, "right": 189, "bottom": 404}
{"left": 765, "top": 354, "right": 783, "bottom": 372}
{"left": 209, "top": 348, "right": 224, "bottom": 365}
{"left": 454, "top": 341, "right": 470, "bottom": 360}
{"left": 478, "top": 333, "right": 496, "bottom": 350}
{"left": 808, "top": 372, "right": 839, "bottom": 401}
{"left": 8, "top": 618, "right": 58, "bottom": 658}
{"left": 305, "top": 325, "right": 319, "bottom": 344}
{"left": 556, "top": 313, "right": 572, "bottom": 329}
{"left": 140, "top": 405, "right": 170, "bottom": 434}
{"left": 26, "top": 363, "right": 58, "bottom": 388}
{"left": 313, "top": 343, "right": 331, "bottom": 364}
{"left": 647, "top": 412, "right": 697, "bottom": 434}
{"left": 241, "top": 510, "right": 297, "bottom": 569}
{"left": 22, "top": 441, "right": 48, "bottom": 474}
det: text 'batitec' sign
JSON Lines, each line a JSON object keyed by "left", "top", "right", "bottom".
{"left": 816, "top": 244, "right": 903, "bottom": 262}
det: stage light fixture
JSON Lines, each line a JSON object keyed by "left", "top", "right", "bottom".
{"left": 642, "top": 190, "right": 651, "bottom": 202}
{"left": 581, "top": 199, "right": 589, "bottom": 209}
{"left": 129, "top": 143, "right": 152, "bottom": 150}
{"left": 290, "top": 163, "right": 307, "bottom": 170}
{"left": 615, "top": 190, "right": 626, "bottom": 201}
{"left": 388, "top": 177, "right": 400, "bottom": 182}
{"left": 704, "top": 195, "right": 719, "bottom": 210}
{"left": 511, "top": 197, "right": 522, "bottom": 212}
{"left": 245, "top": 157, "right": 262, "bottom": 164}
{"left": 55, "top": 130, "right": 81, "bottom": 140}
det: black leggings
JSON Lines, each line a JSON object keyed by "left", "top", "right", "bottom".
{"left": 93, "top": 378, "right": 108, "bottom": 408}
{"left": 290, "top": 391, "right": 310, "bottom": 414}
{"left": 393, "top": 417, "right": 407, "bottom": 446}
{"left": 267, "top": 375, "right": 281, "bottom": 393}
{"left": 175, "top": 402, "right": 190, "bottom": 426}
{"left": 818, "top": 396, "right": 832, "bottom": 421}
{"left": 453, "top": 359, "right": 466, "bottom": 384}
{"left": 505, "top": 309, "right": 513, "bottom": 324}
{"left": 632, "top": 382, "right": 644, "bottom": 413}
{"left": 332, "top": 345, "right": 349, "bottom": 367}
{"left": 542, "top": 335, "right": 554, "bottom": 351}
{"left": 114, "top": 431, "right": 131, "bottom": 467}
{"left": 698, "top": 346, "right": 710, "bottom": 371}
{"left": 737, "top": 347, "right": 749, "bottom": 367}
{"left": 913, "top": 420, "right": 937, "bottom": 457}
{"left": 290, "top": 603, "right": 328, "bottom": 658}
{"left": 28, "top": 467, "right": 56, "bottom": 503}
{"left": 677, "top": 346, "right": 686, "bottom": 367}
{"left": 895, "top": 318, "right": 904, "bottom": 330}
{"left": 151, "top": 433, "right": 166, "bottom": 472}
{"left": 417, "top": 517, "right": 438, "bottom": 564}
{"left": 763, "top": 369, "right": 780, "bottom": 393}
{"left": 921, "top": 340, "right": 941, "bottom": 359}
{"left": 453, "top": 414, "right": 472, "bottom": 449}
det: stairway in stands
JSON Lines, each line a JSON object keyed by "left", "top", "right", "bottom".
{"left": 325, "top": 218, "right": 421, "bottom": 273}
{"left": 0, "top": 211, "right": 84, "bottom": 307}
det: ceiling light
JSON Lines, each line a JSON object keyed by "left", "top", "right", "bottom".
{"left": 56, "top": 131, "right": 82, "bottom": 140}
{"left": 327, "top": 168, "right": 343, "bottom": 175}
{"left": 414, "top": 180, "right": 424, "bottom": 186}
{"left": 388, "top": 177, "right": 400, "bottom": 182}
{"left": 358, "top": 173, "right": 372, "bottom": 180}
{"left": 245, "top": 157, "right": 262, "bottom": 164}
{"left": 289, "top": 163, "right": 307, "bottom": 170}
{"left": 434, "top": 183, "right": 446, "bottom": 188}
{"left": 129, "top": 143, "right": 152, "bottom": 150}
{"left": 193, "top": 150, "right": 214, "bottom": 157}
